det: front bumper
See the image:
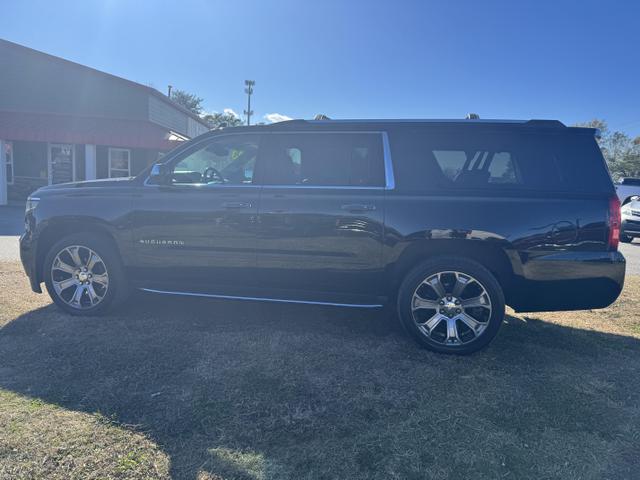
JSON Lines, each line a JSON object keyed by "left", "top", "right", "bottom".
{"left": 19, "top": 226, "right": 42, "bottom": 294}
{"left": 509, "top": 250, "right": 626, "bottom": 312}
{"left": 622, "top": 218, "right": 640, "bottom": 237}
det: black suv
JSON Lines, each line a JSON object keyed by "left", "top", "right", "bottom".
{"left": 20, "top": 119, "right": 626, "bottom": 354}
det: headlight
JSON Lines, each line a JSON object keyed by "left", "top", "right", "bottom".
{"left": 25, "top": 196, "right": 39, "bottom": 213}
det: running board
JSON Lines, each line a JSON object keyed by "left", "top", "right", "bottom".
{"left": 139, "top": 288, "right": 384, "bottom": 309}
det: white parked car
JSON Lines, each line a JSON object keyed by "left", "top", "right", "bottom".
{"left": 615, "top": 178, "right": 640, "bottom": 204}
{"left": 621, "top": 196, "right": 640, "bottom": 243}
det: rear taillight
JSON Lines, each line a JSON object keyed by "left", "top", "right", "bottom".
{"left": 608, "top": 196, "right": 621, "bottom": 250}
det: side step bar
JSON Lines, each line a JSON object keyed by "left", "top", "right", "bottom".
{"left": 139, "top": 288, "right": 384, "bottom": 309}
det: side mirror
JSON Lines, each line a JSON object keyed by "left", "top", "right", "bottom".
{"left": 148, "top": 163, "right": 169, "bottom": 185}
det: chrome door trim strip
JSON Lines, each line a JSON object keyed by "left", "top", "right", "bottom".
{"left": 260, "top": 185, "right": 385, "bottom": 191}
{"left": 140, "top": 287, "right": 384, "bottom": 308}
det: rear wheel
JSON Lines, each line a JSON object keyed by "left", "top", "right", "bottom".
{"left": 397, "top": 256, "right": 505, "bottom": 354}
{"left": 620, "top": 233, "right": 633, "bottom": 243}
{"left": 43, "top": 232, "right": 129, "bottom": 315}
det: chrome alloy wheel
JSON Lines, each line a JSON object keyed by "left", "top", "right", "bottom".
{"left": 411, "top": 271, "right": 492, "bottom": 346}
{"left": 50, "top": 245, "right": 109, "bottom": 309}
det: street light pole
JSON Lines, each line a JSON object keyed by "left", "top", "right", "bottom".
{"left": 244, "top": 80, "right": 255, "bottom": 126}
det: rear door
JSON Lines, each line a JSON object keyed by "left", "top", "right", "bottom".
{"left": 130, "top": 133, "right": 261, "bottom": 291}
{"left": 254, "top": 131, "right": 388, "bottom": 303}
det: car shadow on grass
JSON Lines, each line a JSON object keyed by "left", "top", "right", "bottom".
{"left": 1, "top": 293, "right": 639, "bottom": 479}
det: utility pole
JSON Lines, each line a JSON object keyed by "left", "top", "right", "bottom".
{"left": 167, "top": 85, "right": 173, "bottom": 98}
{"left": 244, "top": 80, "right": 255, "bottom": 126}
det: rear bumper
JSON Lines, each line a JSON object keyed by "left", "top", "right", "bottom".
{"left": 509, "top": 250, "right": 625, "bottom": 312}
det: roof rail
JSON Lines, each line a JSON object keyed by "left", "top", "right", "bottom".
{"left": 524, "top": 120, "right": 566, "bottom": 128}
{"left": 270, "top": 118, "right": 568, "bottom": 128}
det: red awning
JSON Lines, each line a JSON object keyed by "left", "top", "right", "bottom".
{"left": 0, "top": 110, "right": 184, "bottom": 150}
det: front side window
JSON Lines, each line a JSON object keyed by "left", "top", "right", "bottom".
{"left": 171, "top": 135, "right": 259, "bottom": 185}
{"left": 109, "top": 148, "right": 131, "bottom": 178}
{"left": 260, "top": 133, "right": 385, "bottom": 187}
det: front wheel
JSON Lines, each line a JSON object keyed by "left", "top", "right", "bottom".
{"left": 43, "top": 232, "right": 130, "bottom": 315}
{"left": 397, "top": 256, "right": 505, "bottom": 354}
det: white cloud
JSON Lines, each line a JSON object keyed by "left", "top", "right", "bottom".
{"left": 223, "top": 108, "right": 240, "bottom": 119}
{"left": 201, "top": 108, "right": 241, "bottom": 119}
{"left": 264, "top": 113, "right": 293, "bottom": 123}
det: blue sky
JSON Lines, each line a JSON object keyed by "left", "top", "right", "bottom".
{"left": 3, "top": 0, "right": 639, "bottom": 135}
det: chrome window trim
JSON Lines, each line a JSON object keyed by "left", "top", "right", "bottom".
{"left": 381, "top": 131, "right": 395, "bottom": 190}
{"left": 260, "top": 185, "right": 385, "bottom": 191}
{"left": 140, "top": 287, "right": 384, "bottom": 308}
{"left": 144, "top": 130, "right": 396, "bottom": 190}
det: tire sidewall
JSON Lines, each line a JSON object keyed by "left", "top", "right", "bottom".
{"left": 397, "top": 256, "right": 505, "bottom": 354}
{"left": 43, "top": 233, "right": 126, "bottom": 316}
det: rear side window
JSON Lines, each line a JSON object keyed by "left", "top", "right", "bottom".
{"left": 259, "top": 133, "right": 385, "bottom": 187}
{"left": 390, "top": 128, "right": 613, "bottom": 194}
{"left": 432, "top": 149, "right": 519, "bottom": 185}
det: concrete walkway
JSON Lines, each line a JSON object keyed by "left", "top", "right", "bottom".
{"left": 0, "top": 205, "right": 23, "bottom": 261}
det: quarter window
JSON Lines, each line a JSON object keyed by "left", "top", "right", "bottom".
{"left": 260, "top": 133, "right": 385, "bottom": 187}
{"left": 108, "top": 148, "right": 131, "bottom": 178}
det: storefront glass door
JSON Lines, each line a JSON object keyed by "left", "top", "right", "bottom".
{"left": 48, "top": 144, "right": 75, "bottom": 185}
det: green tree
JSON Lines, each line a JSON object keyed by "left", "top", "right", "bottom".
{"left": 202, "top": 111, "right": 243, "bottom": 129}
{"left": 575, "top": 119, "right": 640, "bottom": 180}
{"left": 170, "top": 89, "right": 205, "bottom": 115}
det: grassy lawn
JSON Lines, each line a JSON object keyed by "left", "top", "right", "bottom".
{"left": 1, "top": 260, "right": 639, "bottom": 479}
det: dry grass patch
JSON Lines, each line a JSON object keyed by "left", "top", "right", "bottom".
{"left": 0, "top": 390, "right": 169, "bottom": 479}
{"left": 0, "top": 261, "right": 639, "bottom": 479}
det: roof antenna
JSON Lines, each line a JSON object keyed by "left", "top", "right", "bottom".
{"left": 314, "top": 114, "right": 331, "bottom": 120}
{"left": 465, "top": 113, "right": 480, "bottom": 119}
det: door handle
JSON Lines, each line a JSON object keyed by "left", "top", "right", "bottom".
{"left": 341, "top": 204, "right": 376, "bottom": 212}
{"left": 222, "top": 201, "right": 252, "bottom": 209}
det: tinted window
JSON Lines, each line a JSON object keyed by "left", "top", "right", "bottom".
{"left": 390, "top": 128, "right": 612, "bottom": 194}
{"left": 259, "top": 133, "right": 385, "bottom": 187}
{"left": 171, "top": 135, "right": 259, "bottom": 185}
{"left": 432, "top": 149, "right": 519, "bottom": 185}
{"left": 532, "top": 134, "right": 613, "bottom": 193}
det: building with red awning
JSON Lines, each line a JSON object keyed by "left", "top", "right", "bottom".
{"left": 0, "top": 39, "right": 209, "bottom": 204}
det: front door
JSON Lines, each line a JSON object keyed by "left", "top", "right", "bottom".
{"left": 48, "top": 144, "right": 75, "bottom": 185}
{"left": 129, "top": 133, "right": 262, "bottom": 291}
{"left": 254, "top": 131, "right": 387, "bottom": 303}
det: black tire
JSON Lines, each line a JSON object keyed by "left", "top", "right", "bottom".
{"left": 397, "top": 256, "right": 505, "bottom": 354}
{"left": 43, "top": 232, "right": 130, "bottom": 315}
{"left": 620, "top": 233, "right": 633, "bottom": 243}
